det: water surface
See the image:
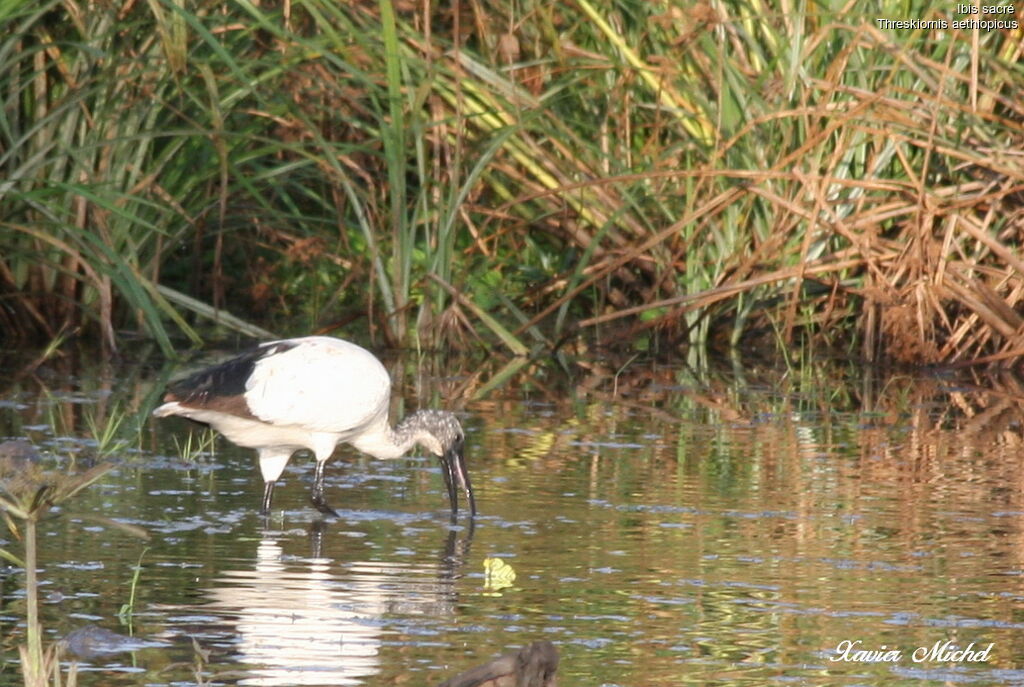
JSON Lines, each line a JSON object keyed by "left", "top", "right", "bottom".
{"left": 1, "top": 351, "right": 1023, "bottom": 685}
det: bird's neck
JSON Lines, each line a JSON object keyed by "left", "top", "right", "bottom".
{"left": 349, "top": 413, "right": 424, "bottom": 460}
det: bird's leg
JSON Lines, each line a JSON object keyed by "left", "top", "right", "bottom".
{"left": 260, "top": 481, "right": 276, "bottom": 515}
{"left": 310, "top": 460, "right": 339, "bottom": 517}
{"left": 257, "top": 450, "right": 291, "bottom": 516}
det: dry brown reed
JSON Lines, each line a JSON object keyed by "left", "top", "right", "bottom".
{"left": 1, "top": 0, "right": 1022, "bottom": 366}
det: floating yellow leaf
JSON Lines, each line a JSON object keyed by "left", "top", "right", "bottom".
{"left": 483, "top": 557, "right": 517, "bottom": 592}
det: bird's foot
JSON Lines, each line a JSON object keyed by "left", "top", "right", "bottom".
{"left": 311, "top": 494, "right": 340, "bottom": 518}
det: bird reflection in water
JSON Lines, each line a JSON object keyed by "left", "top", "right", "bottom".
{"left": 197, "top": 521, "right": 474, "bottom": 686}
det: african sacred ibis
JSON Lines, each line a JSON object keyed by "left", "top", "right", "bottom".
{"left": 153, "top": 336, "right": 475, "bottom": 517}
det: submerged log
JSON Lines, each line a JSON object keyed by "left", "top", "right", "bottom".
{"left": 437, "top": 640, "right": 558, "bottom": 687}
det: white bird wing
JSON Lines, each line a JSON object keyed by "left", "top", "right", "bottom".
{"left": 243, "top": 337, "right": 391, "bottom": 434}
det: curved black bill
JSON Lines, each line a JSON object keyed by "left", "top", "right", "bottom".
{"left": 441, "top": 437, "right": 476, "bottom": 516}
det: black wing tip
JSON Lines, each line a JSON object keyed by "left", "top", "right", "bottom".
{"left": 163, "top": 340, "right": 304, "bottom": 415}
{"left": 167, "top": 341, "right": 293, "bottom": 400}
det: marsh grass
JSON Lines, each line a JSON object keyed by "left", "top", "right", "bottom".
{"left": 38, "top": 396, "right": 145, "bottom": 462}
{"left": 172, "top": 427, "right": 218, "bottom": 464}
{"left": 117, "top": 547, "right": 149, "bottom": 631}
{"left": 1, "top": 0, "right": 1022, "bottom": 365}
{"left": 82, "top": 402, "right": 130, "bottom": 459}
{"left": 0, "top": 457, "right": 113, "bottom": 686}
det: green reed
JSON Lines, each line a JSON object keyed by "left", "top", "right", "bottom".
{"left": 1, "top": 0, "right": 1021, "bottom": 363}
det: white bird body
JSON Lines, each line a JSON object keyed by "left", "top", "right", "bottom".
{"left": 154, "top": 336, "right": 475, "bottom": 516}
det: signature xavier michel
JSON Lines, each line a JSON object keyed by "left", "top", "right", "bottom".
{"left": 831, "top": 639, "right": 994, "bottom": 663}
